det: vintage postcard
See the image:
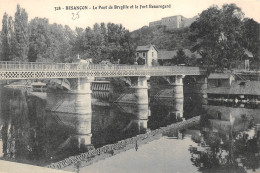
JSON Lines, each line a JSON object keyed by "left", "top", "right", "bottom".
{"left": 0, "top": 0, "right": 259, "bottom": 172}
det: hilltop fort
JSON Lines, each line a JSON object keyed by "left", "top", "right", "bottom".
{"left": 149, "top": 15, "right": 198, "bottom": 29}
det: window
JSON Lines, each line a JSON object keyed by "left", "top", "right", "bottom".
{"left": 143, "top": 52, "right": 145, "bottom": 57}
{"left": 137, "top": 52, "right": 139, "bottom": 57}
{"left": 152, "top": 52, "right": 154, "bottom": 57}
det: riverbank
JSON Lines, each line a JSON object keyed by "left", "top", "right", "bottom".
{"left": 46, "top": 116, "right": 200, "bottom": 171}
{"left": 0, "top": 160, "right": 68, "bottom": 173}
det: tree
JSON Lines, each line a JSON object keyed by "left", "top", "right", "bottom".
{"left": 58, "top": 25, "right": 76, "bottom": 62}
{"left": 0, "top": 13, "right": 14, "bottom": 61}
{"left": 1, "top": 13, "right": 10, "bottom": 61}
{"left": 0, "top": 31, "right": 2, "bottom": 60}
{"left": 82, "top": 26, "right": 104, "bottom": 63}
{"left": 241, "top": 18, "right": 260, "bottom": 69}
{"left": 8, "top": 16, "right": 16, "bottom": 61}
{"left": 189, "top": 4, "right": 245, "bottom": 70}
{"left": 28, "top": 18, "right": 49, "bottom": 62}
{"left": 172, "top": 48, "right": 188, "bottom": 65}
{"left": 13, "top": 4, "right": 29, "bottom": 61}
{"left": 137, "top": 57, "right": 145, "bottom": 65}
{"left": 73, "top": 23, "right": 135, "bottom": 64}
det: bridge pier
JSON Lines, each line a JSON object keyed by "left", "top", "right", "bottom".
{"left": 115, "top": 76, "right": 149, "bottom": 104}
{"left": 77, "top": 77, "right": 94, "bottom": 94}
{"left": 168, "top": 75, "right": 184, "bottom": 119}
{"left": 134, "top": 104, "right": 149, "bottom": 133}
{"left": 172, "top": 75, "right": 185, "bottom": 100}
{"left": 116, "top": 103, "right": 150, "bottom": 133}
{"left": 134, "top": 76, "right": 149, "bottom": 105}
{"left": 199, "top": 77, "right": 208, "bottom": 99}
{"left": 46, "top": 77, "right": 94, "bottom": 114}
{"left": 173, "top": 99, "right": 184, "bottom": 119}
{"left": 75, "top": 113, "right": 92, "bottom": 149}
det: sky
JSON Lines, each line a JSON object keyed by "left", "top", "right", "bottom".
{"left": 0, "top": 0, "right": 259, "bottom": 31}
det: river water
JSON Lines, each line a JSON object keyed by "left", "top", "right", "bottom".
{"left": 0, "top": 84, "right": 259, "bottom": 173}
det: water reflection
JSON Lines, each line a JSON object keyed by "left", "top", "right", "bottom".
{"left": 1, "top": 86, "right": 183, "bottom": 166}
{"left": 91, "top": 103, "right": 150, "bottom": 148}
{"left": 1, "top": 83, "right": 259, "bottom": 172}
{"left": 189, "top": 104, "right": 260, "bottom": 172}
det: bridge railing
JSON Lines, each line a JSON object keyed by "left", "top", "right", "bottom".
{"left": 0, "top": 61, "right": 205, "bottom": 74}
{"left": 0, "top": 61, "right": 80, "bottom": 71}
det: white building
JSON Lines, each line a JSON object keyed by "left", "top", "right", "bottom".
{"left": 136, "top": 44, "right": 158, "bottom": 66}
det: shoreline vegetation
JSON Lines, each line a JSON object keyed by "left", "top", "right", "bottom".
{"left": 1, "top": 4, "right": 259, "bottom": 72}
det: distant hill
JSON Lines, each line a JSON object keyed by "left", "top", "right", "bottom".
{"left": 130, "top": 15, "right": 198, "bottom": 51}
{"left": 130, "top": 25, "right": 194, "bottom": 51}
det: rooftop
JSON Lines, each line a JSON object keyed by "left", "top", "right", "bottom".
{"left": 158, "top": 49, "right": 201, "bottom": 60}
{"left": 207, "top": 81, "right": 260, "bottom": 95}
{"left": 162, "top": 15, "right": 184, "bottom": 19}
{"left": 136, "top": 45, "right": 158, "bottom": 52}
{"left": 208, "top": 73, "right": 232, "bottom": 79}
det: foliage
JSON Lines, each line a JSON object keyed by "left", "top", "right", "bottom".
{"left": 1, "top": 13, "right": 10, "bottom": 61}
{"left": 0, "top": 4, "right": 135, "bottom": 64}
{"left": 131, "top": 26, "right": 193, "bottom": 50}
{"left": 189, "top": 3, "right": 259, "bottom": 70}
{"left": 75, "top": 23, "right": 135, "bottom": 64}
{"left": 0, "top": 3, "right": 258, "bottom": 67}
{"left": 172, "top": 48, "right": 189, "bottom": 65}
{"left": 27, "top": 18, "right": 76, "bottom": 63}
{"left": 189, "top": 114, "right": 260, "bottom": 172}
{"left": 0, "top": 31, "right": 2, "bottom": 60}
{"left": 241, "top": 18, "right": 260, "bottom": 63}
{"left": 28, "top": 18, "right": 49, "bottom": 62}
{"left": 137, "top": 57, "right": 145, "bottom": 65}
{"left": 13, "top": 4, "right": 29, "bottom": 62}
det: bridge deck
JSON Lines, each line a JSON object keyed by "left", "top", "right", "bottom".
{"left": 0, "top": 61, "right": 206, "bottom": 80}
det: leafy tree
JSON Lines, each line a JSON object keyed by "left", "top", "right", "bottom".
{"left": 13, "top": 4, "right": 29, "bottom": 61}
{"left": 70, "top": 27, "right": 85, "bottom": 61}
{"left": 189, "top": 4, "right": 245, "bottom": 70}
{"left": 0, "top": 31, "right": 2, "bottom": 60}
{"left": 82, "top": 26, "right": 104, "bottom": 63}
{"left": 58, "top": 25, "right": 76, "bottom": 62}
{"left": 188, "top": 54, "right": 199, "bottom": 66}
{"left": 1, "top": 13, "right": 11, "bottom": 61}
{"left": 172, "top": 48, "right": 188, "bottom": 65}
{"left": 137, "top": 57, "right": 145, "bottom": 65}
{"left": 8, "top": 16, "right": 16, "bottom": 61}
{"left": 28, "top": 18, "right": 49, "bottom": 62}
{"left": 0, "top": 14, "right": 15, "bottom": 61}
{"left": 72, "top": 23, "right": 135, "bottom": 64}
{"left": 241, "top": 18, "right": 260, "bottom": 68}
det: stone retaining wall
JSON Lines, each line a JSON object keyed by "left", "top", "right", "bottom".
{"left": 46, "top": 116, "right": 200, "bottom": 170}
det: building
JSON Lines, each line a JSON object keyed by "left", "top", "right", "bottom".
{"left": 157, "top": 49, "right": 201, "bottom": 65}
{"left": 149, "top": 20, "right": 162, "bottom": 27}
{"left": 161, "top": 15, "right": 185, "bottom": 29}
{"left": 149, "top": 15, "right": 198, "bottom": 29}
{"left": 206, "top": 73, "right": 260, "bottom": 103}
{"left": 207, "top": 73, "right": 235, "bottom": 88}
{"left": 136, "top": 45, "right": 158, "bottom": 66}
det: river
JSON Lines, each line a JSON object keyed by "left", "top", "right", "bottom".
{"left": 0, "top": 84, "right": 259, "bottom": 173}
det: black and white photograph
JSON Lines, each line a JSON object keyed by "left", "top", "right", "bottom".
{"left": 0, "top": 0, "right": 259, "bottom": 172}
